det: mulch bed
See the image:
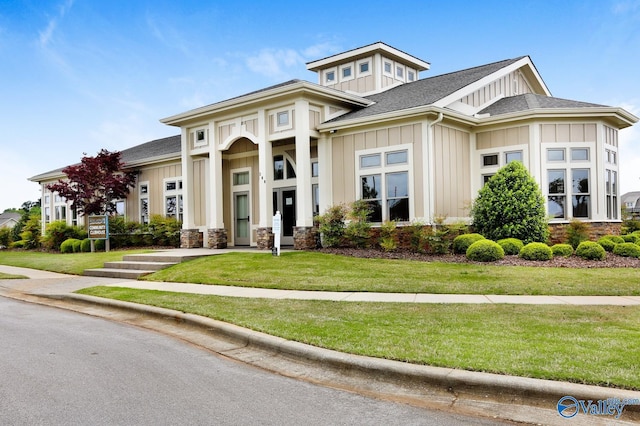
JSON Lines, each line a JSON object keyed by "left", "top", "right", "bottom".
{"left": 317, "top": 247, "right": 640, "bottom": 268}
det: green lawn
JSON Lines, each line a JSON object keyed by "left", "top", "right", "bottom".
{"left": 0, "top": 249, "right": 151, "bottom": 275}
{"left": 0, "top": 272, "right": 26, "bottom": 279}
{"left": 144, "top": 251, "right": 640, "bottom": 296}
{"left": 77, "top": 286, "right": 640, "bottom": 390}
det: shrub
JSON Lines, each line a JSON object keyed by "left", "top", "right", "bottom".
{"left": 318, "top": 204, "right": 347, "bottom": 248}
{"left": 466, "top": 240, "right": 504, "bottom": 262}
{"left": 148, "top": 215, "right": 181, "bottom": 247}
{"left": 551, "top": 243, "right": 574, "bottom": 257}
{"left": 60, "top": 238, "right": 81, "bottom": 253}
{"left": 597, "top": 237, "right": 617, "bottom": 252}
{"left": 379, "top": 220, "right": 397, "bottom": 252}
{"left": 0, "top": 228, "right": 12, "bottom": 247}
{"left": 613, "top": 242, "right": 640, "bottom": 258}
{"left": 42, "top": 220, "right": 86, "bottom": 251}
{"left": 471, "top": 161, "right": 549, "bottom": 243}
{"left": 344, "top": 200, "right": 372, "bottom": 248}
{"left": 453, "top": 233, "right": 485, "bottom": 254}
{"left": 18, "top": 213, "right": 41, "bottom": 249}
{"left": 576, "top": 241, "right": 606, "bottom": 261}
{"left": 497, "top": 238, "right": 524, "bottom": 255}
{"left": 565, "top": 219, "right": 590, "bottom": 249}
{"left": 407, "top": 220, "right": 427, "bottom": 252}
{"left": 519, "top": 242, "right": 553, "bottom": 261}
{"left": 621, "top": 234, "right": 640, "bottom": 244}
{"left": 80, "top": 238, "right": 92, "bottom": 252}
{"left": 424, "top": 216, "right": 452, "bottom": 255}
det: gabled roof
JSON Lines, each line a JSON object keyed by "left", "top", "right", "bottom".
{"left": 29, "top": 134, "right": 181, "bottom": 182}
{"left": 478, "top": 93, "right": 606, "bottom": 116}
{"left": 0, "top": 212, "right": 21, "bottom": 224}
{"left": 327, "top": 57, "right": 525, "bottom": 123}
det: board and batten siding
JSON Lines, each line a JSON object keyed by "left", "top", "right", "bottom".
{"left": 134, "top": 161, "right": 182, "bottom": 219}
{"left": 433, "top": 125, "right": 471, "bottom": 219}
{"left": 459, "top": 70, "right": 533, "bottom": 108}
{"left": 540, "top": 123, "right": 597, "bottom": 143}
{"left": 476, "top": 126, "right": 530, "bottom": 149}
{"left": 330, "top": 123, "right": 424, "bottom": 217}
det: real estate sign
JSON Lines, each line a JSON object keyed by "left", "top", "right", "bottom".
{"left": 88, "top": 215, "right": 109, "bottom": 240}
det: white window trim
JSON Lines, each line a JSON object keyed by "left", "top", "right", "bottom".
{"left": 383, "top": 60, "right": 393, "bottom": 76}
{"left": 339, "top": 63, "right": 355, "bottom": 82}
{"left": 355, "top": 143, "right": 414, "bottom": 223}
{"left": 272, "top": 149, "right": 297, "bottom": 188}
{"left": 273, "top": 108, "right": 293, "bottom": 131}
{"left": 229, "top": 167, "right": 252, "bottom": 245}
{"left": 163, "top": 177, "right": 183, "bottom": 220}
{"left": 542, "top": 142, "right": 596, "bottom": 221}
{"left": 356, "top": 58, "right": 371, "bottom": 77}
{"left": 139, "top": 181, "right": 149, "bottom": 224}
{"left": 395, "top": 64, "right": 405, "bottom": 82}
{"left": 191, "top": 127, "right": 208, "bottom": 148}
{"left": 324, "top": 67, "right": 337, "bottom": 84}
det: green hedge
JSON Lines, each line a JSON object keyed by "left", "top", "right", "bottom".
{"left": 453, "top": 233, "right": 485, "bottom": 254}
{"left": 519, "top": 242, "right": 553, "bottom": 261}
{"left": 496, "top": 238, "right": 524, "bottom": 256}
{"left": 613, "top": 242, "right": 640, "bottom": 258}
{"left": 466, "top": 240, "right": 504, "bottom": 262}
{"left": 551, "top": 243, "right": 574, "bottom": 258}
{"left": 576, "top": 241, "right": 606, "bottom": 261}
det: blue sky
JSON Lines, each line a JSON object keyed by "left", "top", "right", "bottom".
{"left": 1, "top": 0, "right": 639, "bottom": 212}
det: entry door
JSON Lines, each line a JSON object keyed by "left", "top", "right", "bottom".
{"left": 273, "top": 188, "right": 296, "bottom": 246}
{"left": 234, "top": 192, "right": 250, "bottom": 246}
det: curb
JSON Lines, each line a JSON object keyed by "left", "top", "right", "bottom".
{"left": 30, "top": 292, "right": 640, "bottom": 425}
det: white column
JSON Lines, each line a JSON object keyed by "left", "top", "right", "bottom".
{"left": 180, "top": 127, "right": 195, "bottom": 229}
{"left": 317, "top": 133, "right": 332, "bottom": 214}
{"left": 295, "top": 99, "right": 313, "bottom": 227}
{"left": 257, "top": 109, "right": 272, "bottom": 227}
{"left": 209, "top": 122, "right": 224, "bottom": 229}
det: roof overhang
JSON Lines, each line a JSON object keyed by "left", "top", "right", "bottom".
{"left": 306, "top": 42, "right": 430, "bottom": 72}
{"left": 160, "top": 81, "right": 374, "bottom": 127}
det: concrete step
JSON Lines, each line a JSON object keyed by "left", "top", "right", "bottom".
{"left": 83, "top": 268, "right": 157, "bottom": 279}
{"left": 103, "top": 261, "right": 177, "bottom": 271}
{"left": 122, "top": 254, "right": 207, "bottom": 263}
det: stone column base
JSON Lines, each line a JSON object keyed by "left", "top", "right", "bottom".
{"left": 293, "top": 226, "right": 318, "bottom": 250}
{"left": 256, "top": 227, "right": 274, "bottom": 250}
{"left": 180, "top": 229, "right": 203, "bottom": 248}
{"left": 207, "top": 228, "right": 228, "bottom": 249}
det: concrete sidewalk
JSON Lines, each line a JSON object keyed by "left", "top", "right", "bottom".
{"left": 2, "top": 263, "right": 639, "bottom": 305}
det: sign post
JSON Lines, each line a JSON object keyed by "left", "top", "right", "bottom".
{"left": 88, "top": 215, "right": 110, "bottom": 252}
{"left": 272, "top": 211, "right": 281, "bottom": 256}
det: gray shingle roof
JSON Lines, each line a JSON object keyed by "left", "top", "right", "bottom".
{"left": 328, "top": 57, "right": 525, "bottom": 122}
{"left": 479, "top": 93, "right": 607, "bottom": 116}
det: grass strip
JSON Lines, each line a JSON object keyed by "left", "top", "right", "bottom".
{"left": 0, "top": 272, "right": 26, "bottom": 279}
{"left": 144, "top": 251, "right": 640, "bottom": 296}
{"left": 78, "top": 286, "right": 640, "bottom": 390}
{"left": 0, "top": 249, "right": 151, "bottom": 275}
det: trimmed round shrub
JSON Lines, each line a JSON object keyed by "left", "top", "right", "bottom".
{"left": 80, "top": 238, "right": 92, "bottom": 252}
{"left": 519, "top": 242, "right": 553, "bottom": 261}
{"left": 60, "top": 238, "right": 81, "bottom": 254}
{"left": 551, "top": 243, "right": 574, "bottom": 258}
{"left": 622, "top": 234, "right": 640, "bottom": 244}
{"left": 613, "top": 242, "right": 640, "bottom": 258}
{"left": 497, "top": 238, "right": 524, "bottom": 255}
{"left": 453, "top": 233, "right": 485, "bottom": 254}
{"left": 576, "top": 241, "right": 606, "bottom": 261}
{"left": 597, "top": 235, "right": 623, "bottom": 252}
{"left": 466, "top": 240, "right": 504, "bottom": 262}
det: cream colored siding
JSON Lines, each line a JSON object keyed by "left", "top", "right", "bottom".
{"left": 309, "top": 109, "right": 321, "bottom": 129}
{"left": 477, "top": 126, "right": 530, "bottom": 149}
{"left": 244, "top": 118, "right": 259, "bottom": 137}
{"left": 433, "top": 125, "right": 471, "bottom": 218}
{"left": 192, "top": 158, "right": 206, "bottom": 226}
{"left": 604, "top": 125, "right": 618, "bottom": 147}
{"left": 540, "top": 123, "right": 597, "bottom": 143}
{"left": 330, "top": 123, "right": 423, "bottom": 214}
{"left": 460, "top": 70, "right": 533, "bottom": 107}
{"left": 136, "top": 162, "right": 182, "bottom": 218}
{"left": 218, "top": 123, "right": 235, "bottom": 145}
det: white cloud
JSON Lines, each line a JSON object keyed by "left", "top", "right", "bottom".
{"left": 38, "top": 0, "right": 74, "bottom": 48}
{"left": 0, "top": 150, "right": 43, "bottom": 212}
{"left": 245, "top": 48, "right": 305, "bottom": 79}
{"left": 618, "top": 101, "right": 640, "bottom": 194}
{"left": 301, "top": 41, "right": 341, "bottom": 60}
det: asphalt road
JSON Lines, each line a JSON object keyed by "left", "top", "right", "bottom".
{"left": 0, "top": 297, "right": 504, "bottom": 425}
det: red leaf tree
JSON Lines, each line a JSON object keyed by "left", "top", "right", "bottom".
{"left": 46, "top": 150, "right": 137, "bottom": 218}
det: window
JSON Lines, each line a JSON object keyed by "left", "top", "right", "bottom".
{"left": 277, "top": 111, "right": 289, "bottom": 127}
{"left": 572, "top": 169, "right": 590, "bottom": 218}
{"left": 360, "top": 153, "right": 381, "bottom": 168}
{"left": 606, "top": 169, "right": 618, "bottom": 219}
{"left": 357, "top": 146, "right": 411, "bottom": 222}
{"left": 482, "top": 154, "right": 499, "bottom": 167}
{"left": 115, "top": 200, "right": 125, "bottom": 217}
{"left": 311, "top": 161, "right": 319, "bottom": 177}
{"left": 139, "top": 182, "right": 149, "bottom": 224}
{"left": 342, "top": 66, "right": 351, "bottom": 79}
{"left": 55, "top": 205, "right": 66, "bottom": 221}
{"left": 482, "top": 174, "right": 494, "bottom": 186}
{"left": 166, "top": 181, "right": 177, "bottom": 191}
{"left": 407, "top": 71, "right": 415, "bottom": 82}
{"left": 273, "top": 155, "right": 296, "bottom": 180}
{"left": 326, "top": 71, "right": 335, "bottom": 83}
{"left": 548, "top": 170, "right": 566, "bottom": 219}
{"left": 233, "top": 171, "right": 250, "bottom": 186}
{"left": 312, "top": 184, "right": 320, "bottom": 216}
{"left": 44, "top": 207, "right": 50, "bottom": 223}
{"left": 359, "top": 62, "right": 369, "bottom": 73}
{"left": 196, "top": 130, "right": 205, "bottom": 142}
{"left": 384, "top": 61, "right": 392, "bottom": 74}
{"left": 505, "top": 151, "right": 523, "bottom": 163}
{"left": 164, "top": 178, "right": 183, "bottom": 221}
{"left": 396, "top": 66, "right": 404, "bottom": 79}
{"left": 547, "top": 148, "right": 565, "bottom": 162}
{"left": 571, "top": 148, "right": 589, "bottom": 161}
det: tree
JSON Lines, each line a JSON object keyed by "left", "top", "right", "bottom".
{"left": 46, "top": 150, "right": 136, "bottom": 218}
{"left": 471, "top": 161, "right": 549, "bottom": 243}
